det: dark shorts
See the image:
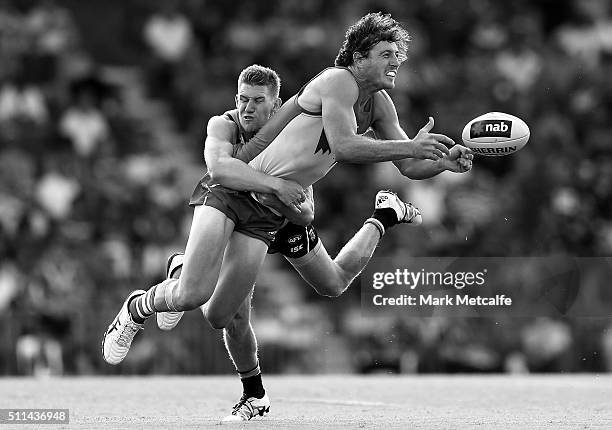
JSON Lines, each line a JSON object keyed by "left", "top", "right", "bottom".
{"left": 267, "top": 222, "right": 319, "bottom": 259}
{"left": 190, "top": 183, "right": 284, "bottom": 246}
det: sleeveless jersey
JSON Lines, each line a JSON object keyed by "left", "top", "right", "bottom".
{"left": 197, "top": 109, "right": 249, "bottom": 189}
{"left": 247, "top": 67, "right": 376, "bottom": 188}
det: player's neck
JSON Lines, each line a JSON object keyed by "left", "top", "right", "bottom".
{"left": 243, "top": 130, "right": 256, "bottom": 141}
{"left": 237, "top": 120, "right": 258, "bottom": 142}
{"left": 347, "top": 65, "right": 379, "bottom": 95}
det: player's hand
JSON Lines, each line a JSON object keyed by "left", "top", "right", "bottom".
{"left": 409, "top": 117, "right": 453, "bottom": 161}
{"left": 255, "top": 192, "right": 314, "bottom": 225}
{"left": 444, "top": 144, "right": 474, "bottom": 173}
{"left": 272, "top": 178, "right": 305, "bottom": 212}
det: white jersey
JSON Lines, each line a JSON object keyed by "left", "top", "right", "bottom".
{"left": 247, "top": 67, "right": 376, "bottom": 188}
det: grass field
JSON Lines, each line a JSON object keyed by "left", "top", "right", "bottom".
{"left": 1, "top": 375, "right": 611, "bottom": 429}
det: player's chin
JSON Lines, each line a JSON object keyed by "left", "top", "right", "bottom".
{"left": 382, "top": 78, "right": 396, "bottom": 89}
{"left": 242, "top": 122, "right": 259, "bottom": 132}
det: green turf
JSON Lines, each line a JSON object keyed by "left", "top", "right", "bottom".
{"left": 1, "top": 375, "right": 610, "bottom": 429}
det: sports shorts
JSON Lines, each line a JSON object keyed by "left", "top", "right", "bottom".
{"left": 267, "top": 222, "right": 319, "bottom": 259}
{"left": 190, "top": 183, "right": 284, "bottom": 246}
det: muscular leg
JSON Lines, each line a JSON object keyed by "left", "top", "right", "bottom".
{"left": 204, "top": 231, "right": 268, "bottom": 329}
{"left": 173, "top": 205, "right": 235, "bottom": 309}
{"left": 203, "top": 232, "right": 268, "bottom": 401}
{"left": 223, "top": 292, "right": 258, "bottom": 373}
{"left": 131, "top": 205, "right": 235, "bottom": 323}
{"left": 284, "top": 190, "right": 419, "bottom": 298}
{"left": 225, "top": 298, "right": 266, "bottom": 401}
{"left": 172, "top": 240, "right": 264, "bottom": 398}
{"left": 289, "top": 223, "right": 382, "bottom": 297}
{"left": 171, "top": 254, "right": 260, "bottom": 373}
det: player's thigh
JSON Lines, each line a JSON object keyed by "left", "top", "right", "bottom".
{"left": 205, "top": 232, "right": 268, "bottom": 328}
{"left": 179, "top": 204, "right": 235, "bottom": 298}
{"left": 289, "top": 242, "right": 346, "bottom": 296}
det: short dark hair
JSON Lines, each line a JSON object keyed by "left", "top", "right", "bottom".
{"left": 335, "top": 12, "right": 411, "bottom": 67}
{"left": 237, "top": 64, "right": 281, "bottom": 98}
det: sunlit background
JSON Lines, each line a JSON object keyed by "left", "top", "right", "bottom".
{"left": 1, "top": 0, "right": 612, "bottom": 376}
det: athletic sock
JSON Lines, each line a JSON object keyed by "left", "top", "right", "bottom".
{"left": 365, "top": 207, "right": 399, "bottom": 237}
{"left": 372, "top": 207, "right": 399, "bottom": 229}
{"left": 128, "top": 286, "right": 157, "bottom": 324}
{"left": 239, "top": 364, "right": 265, "bottom": 399}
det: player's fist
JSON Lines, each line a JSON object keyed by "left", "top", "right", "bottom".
{"left": 409, "top": 117, "right": 454, "bottom": 161}
{"left": 272, "top": 178, "right": 305, "bottom": 212}
{"left": 445, "top": 144, "right": 473, "bottom": 173}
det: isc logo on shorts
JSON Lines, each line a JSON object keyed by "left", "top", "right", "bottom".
{"left": 290, "top": 244, "right": 304, "bottom": 253}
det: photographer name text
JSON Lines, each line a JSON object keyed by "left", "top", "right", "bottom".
{"left": 372, "top": 294, "right": 512, "bottom": 306}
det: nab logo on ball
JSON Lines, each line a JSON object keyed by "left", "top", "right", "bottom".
{"left": 470, "top": 120, "right": 512, "bottom": 139}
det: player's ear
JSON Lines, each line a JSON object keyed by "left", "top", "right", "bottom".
{"left": 272, "top": 97, "right": 282, "bottom": 113}
{"left": 235, "top": 94, "right": 239, "bottom": 109}
{"left": 353, "top": 51, "right": 365, "bottom": 64}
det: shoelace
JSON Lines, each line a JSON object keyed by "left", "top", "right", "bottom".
{"left": 117, "top": 323, "right": 141, "bottom": 347}
{"left": 231, "top": 397, "right": 255, "bottom": 420}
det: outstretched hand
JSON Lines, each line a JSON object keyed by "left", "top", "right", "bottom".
{"left": 410, "top": 117, "right": 454, "bottom": 161}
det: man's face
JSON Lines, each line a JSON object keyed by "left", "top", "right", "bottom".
{"left": 360, "top": 41, "right": 401, "bottom": 90}
{"left": 235, "top": 84, "right": 279, "bottom": 133}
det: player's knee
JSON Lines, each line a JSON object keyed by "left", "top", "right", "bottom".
{"left": 225, "top": 313, "right": 250, "bottom": 339}
{"left": 316, "top": 278, "right": 346, "bottom": 298}
{"left": 173, "top": 285, "right": 205, "bottom": 311}
{"left": 204, "top": 307, "right": 232, "bottom": 329}
{"left": 208, "top": 318, "right": 228, "bottom": 330}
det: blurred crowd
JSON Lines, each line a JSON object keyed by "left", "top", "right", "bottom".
{"left": 1, "top": 0, "right": 612, "bottom": 376}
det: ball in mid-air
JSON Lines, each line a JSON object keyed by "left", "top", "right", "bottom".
{"left": 461, "top": 112, "right": 530, "bottom": 156}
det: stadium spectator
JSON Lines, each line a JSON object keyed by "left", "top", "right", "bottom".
{"left": 59, "top": 88, "right": 110, "bottom": 158}
{"left": 0, "top": 78, "right": 48, "bottom": 125}
{"left": 143, "top": 2, "right": 194, "bottom": 100}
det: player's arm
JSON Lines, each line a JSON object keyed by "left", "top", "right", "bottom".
{"left": 254, "top": 186, "right": 315, "bottom": 226}
{"left": 320, "top": 71, "right": 452, "bottom": 162}
{"left": 231, "top": 132, "right": 272, "bottom": 164}
{"left": 205, "top": 116, "right": 305, "bottom": 207}
{"left": 371, "top": 92, "right": 473, "bottom": 179}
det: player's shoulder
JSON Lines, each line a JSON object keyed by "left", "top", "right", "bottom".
{"left": 313, "top": 67, "right": 359, "bottom": 98}
{"left": 207, "top": 110, "right": 239, "bottom": 136}
{"left": 319, "top": 67, "right": 357, "bottom": 86}
{"left": 208, "top": 109, "right": 237, "bottom": 126}
{"left": 208, "top": 110, "right": 237, "bottom": 128}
